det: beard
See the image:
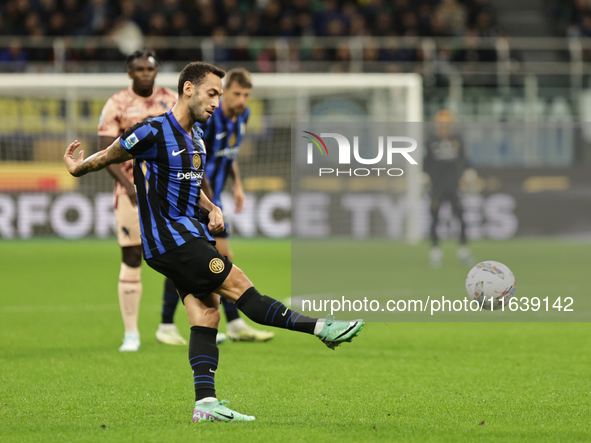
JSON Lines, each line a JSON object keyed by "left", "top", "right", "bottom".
{"left": 195, "top": 114, "right": 209, "bottom": 123}
{"left": 195, "top": 112, "right": 210, "bottom": 124}
{"left": 189, "top": 103, "right": 210, "bottom": 124}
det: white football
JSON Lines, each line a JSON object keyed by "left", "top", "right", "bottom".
{"left": 465, "top": 261, "right": 516, "bottom": 310}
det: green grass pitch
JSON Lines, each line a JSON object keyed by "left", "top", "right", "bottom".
{"left": 1, "top": 238, "right": 590, "bottom": 442}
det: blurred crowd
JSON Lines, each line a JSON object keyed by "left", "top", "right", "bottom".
{"left": 0, "top": 0, "right": 500, "bottom": 69}
{"left": 551, "top": 0, "right": 591, "bottom": 38}
{"left": 0, "top": 0, "right": 498, "bottom": 38}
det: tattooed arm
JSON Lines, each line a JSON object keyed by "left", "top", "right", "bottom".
{"left": 64, "top": 139, "right": 133, "bottom": 177}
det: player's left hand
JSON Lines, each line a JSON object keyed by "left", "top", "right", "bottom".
{"left": 207, "top": 206, "right": 225, "bottom": 235}
{"left": 234, "top": 184, "right": 245, "bottom": 214}
{"left": 64, "top": 140, "right": 84, "bottom": 177}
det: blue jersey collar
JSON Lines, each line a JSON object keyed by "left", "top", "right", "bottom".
{"left": 167, "top": 109, "right": 199, "bottom": 137}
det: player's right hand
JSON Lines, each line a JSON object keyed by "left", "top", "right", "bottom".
{"left": 126, "top": 186, "right": 138, "bottom": 206}
{"left": 207, "top": 206, "right": 225, "bottom": 235}
{"left": 64, "top": 140, "right": 84, "bottom": 177}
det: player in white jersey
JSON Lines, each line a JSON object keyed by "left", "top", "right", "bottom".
{"left": 98, "top": 49, "right": 179, "bottom": 351}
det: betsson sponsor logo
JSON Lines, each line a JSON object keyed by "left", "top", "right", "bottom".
{"left": 176, "top": 171, "right": 203, "bottom": 180}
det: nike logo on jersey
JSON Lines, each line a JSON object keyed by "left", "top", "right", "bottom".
{"left": 215, "top": 131, "right": 227, "bottom": 140}
{"left": 209, "top": 368, "right": 215, "bottom": 373}
{"left": 172, "top": 149, "right": 186, "bottom": 156}
{"left": 282, "top": 307, "right": 289, "bottom": 316}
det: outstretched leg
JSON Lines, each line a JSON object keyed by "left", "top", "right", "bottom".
{"left": 215, "top": 237, "right": 275, "bottom": 342}
{"left": 217, "top": 266, "right": 364, "bottom": 349}
{"left": 146, "top": 238, "right": 364, "bottom": 424}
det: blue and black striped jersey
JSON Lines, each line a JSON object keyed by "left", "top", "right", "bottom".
{"left": 120, "top": 110, "right": 213, "bottom": 259}
{"left": 197, "top": 104, "right": 250, "bottom": 208}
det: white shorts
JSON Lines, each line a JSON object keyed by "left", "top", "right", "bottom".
{"left": 114, "top": 192, "right": 142, "bottom": 248}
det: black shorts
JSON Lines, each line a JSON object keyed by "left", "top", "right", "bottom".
{"left": 146, "top": 238, "right": 233, "bottom": 300}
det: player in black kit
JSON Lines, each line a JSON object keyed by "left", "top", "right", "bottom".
{"left": 423, "top": 109, "right": 477, "bottom": 268}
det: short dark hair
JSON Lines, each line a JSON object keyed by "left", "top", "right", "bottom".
{"left": 225, "top": 68, "right": 252, "bottom": 89}
{"left": 177, "top": 62, "right": 225, "bottom": 96}
{"left": 125, "top": 49, "right": 159, "bottom": 70}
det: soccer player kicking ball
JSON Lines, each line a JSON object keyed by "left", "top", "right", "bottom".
{"left": 159, "top": 68, "right": 275, "bottom": 343}
{"left": 64, "top": 61, "right": 364, "bottom": 422}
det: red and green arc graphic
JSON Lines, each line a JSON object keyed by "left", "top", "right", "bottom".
{"left": 302, "top": 131, "right": 328, "bottom": 155}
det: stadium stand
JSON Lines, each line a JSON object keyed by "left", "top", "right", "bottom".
{"left": 0, "top": 0, "right": 500, "bottom": 69}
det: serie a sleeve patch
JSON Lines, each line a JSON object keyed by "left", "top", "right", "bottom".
{"left": 122, "top": 133, "right": 139, "bottom": 149}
